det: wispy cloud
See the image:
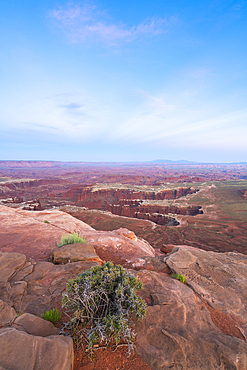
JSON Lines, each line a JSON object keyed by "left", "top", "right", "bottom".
{"left": 58, "top": 102, "right": 84, "bottom": 109}
{"left": 49, "top": 2, "right": 177, "bottom": 45}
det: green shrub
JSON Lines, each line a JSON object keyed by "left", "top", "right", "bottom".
{"left": 57, "top": 232, "right": 87, "bottom": 248}
{"left": 171, "top": 273, "right": 187, "bottom": 284}
{"left": 44, "top": 220, "right": 49, "bottom": 224}
{"left": 41, "top": 308, "right": 62, "bottom": 324}
{"left": 62, "top": 262, "right": 146, "bottom": 353}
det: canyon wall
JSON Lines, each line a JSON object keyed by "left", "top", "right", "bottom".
{"left": 0, "top": 179, "right": 63, "bottom": 196}
{"left": 63, "top": 185, "right": 201, "bottom": 225}
{"left": 64, "top": 185, "right": 198, "bottom": 204}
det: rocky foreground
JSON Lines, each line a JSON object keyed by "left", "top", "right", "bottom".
{"left": 0, "top": 205, "right": 246, "bottom": 370}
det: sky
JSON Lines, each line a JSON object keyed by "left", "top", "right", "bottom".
{"left": 0, "top": 0, "right": 247, "bottom": 163}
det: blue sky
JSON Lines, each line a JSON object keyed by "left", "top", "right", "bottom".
{"left": 0, "top": 0, "right": 247, "bottom": 162}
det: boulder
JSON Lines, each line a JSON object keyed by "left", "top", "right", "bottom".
{"left": 0, "top": 300, "right": 16, "bottom": 326}
{"left": 50, "top": 242, "right": 103, "bottom": 264}
{"left": 135, "top": 269, "right": 247, "bottom": 370}
{"left": 160, "top": 244, "right": 204, "bottom": 254}
{"left": 13, "top": 313, "right": 59, "bottom": 337}
{"left": 165, "top": 248, "right": 247, "bottom": 339}
{"left": 0, "top": 251, "right": 27, "bottom": 283}
{"left": 0, "top": 327, "right": 73, "bottom": 370}
{"left": 128, "top": 255, "right": 170, "bottom": 273}
{"left": 85, "top": 227, "right": 155, "bottom": 266}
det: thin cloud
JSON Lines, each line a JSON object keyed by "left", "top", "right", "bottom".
{"left": 49, "top": 3, "right": 177, "bottom": 45}
{"left": 59, "top": 102, "right": 84, "bottom": 109}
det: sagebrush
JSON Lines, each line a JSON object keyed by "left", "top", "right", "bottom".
{"left": 57, "top": 232, "right": 87, "bottom": 248}
{"left": 61, "top": 262, "right": 146, "bottom": 353}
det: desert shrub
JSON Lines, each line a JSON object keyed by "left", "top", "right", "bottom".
{"left": 57, "top": 232, "right": 87, "bottom": 248}
{"left": 61, "top": 261, "right": 146, "bottom": 353}
{"left": 171, "top": 273, "right": 187, "bottom": 284}
{"left": 41, "top": 308, "right": 62, "bottom": 324}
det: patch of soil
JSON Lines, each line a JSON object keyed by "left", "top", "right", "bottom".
{"left": 73, "top": 345, "right": 151, "bottom": 370}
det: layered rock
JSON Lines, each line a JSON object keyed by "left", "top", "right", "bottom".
{"left": 0, "top": 178, "right": 62, "bottom": 195}
{"left": 0, "top": 205, "right": 155, "bottom": 265}
{"left": 63, "top": 185, "right": 198, "bottom": 204}
{"left": 107, "top": 201, "right": 202, "bottom": 225}
{"left": 62, "top": 184, "right": 201, "bottom": 225}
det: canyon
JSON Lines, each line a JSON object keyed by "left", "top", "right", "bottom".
{"left": 62, "top": 184, "right": 202, "bottom": 225}
{"left": 0, "top": 161, "right": 247, "bottom": 369}
{"left": 0, "top": 161, "right": 246, "bottom": 255}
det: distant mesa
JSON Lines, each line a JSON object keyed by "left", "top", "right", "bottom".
{"left": 149, "top": 159, "right": 199, "bottom": 164}
{"left": 0, "top": 161, "right": 63, "bottom": 168}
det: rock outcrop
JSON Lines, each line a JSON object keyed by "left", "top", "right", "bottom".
{"left": 0, "top": 251, "right": 101, "bottom": 316}
{"left": 135, "top": 268, "right": 247, "bottom": 370}
{"left": 0, "top": 327, "right": 73, "bottom": 370}
{"left": 1, "top": 204, "right": 247, "bottom": 369}
{"left": 0, "top": 299, "right": 16, "bottom": 327}
{"left": 0, "top": 205, "right": 155, "bottom": 265}
{"left": 0, "top": 299, "right": 73, "bottom": 370}
{"left": 50, "top": 242, "right": 103, "bottom": 265}
{"left": 63, "top": 185, "right": 199, "bottom": 204}
{"left": 165, "top": 247, "right": 247, "bottom": 340}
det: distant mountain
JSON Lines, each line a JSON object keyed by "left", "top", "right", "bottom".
{"left": 149, "top": 159, "right": 199, "bottom": 164}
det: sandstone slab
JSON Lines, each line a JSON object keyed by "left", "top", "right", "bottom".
{"left": 0, "top": 251, "right": 101, "bottom": 316}
{"left": 0, "top": 205, "right": 155, "bottom": 265}
{"left": 14, "top": 313, "right": 59, "bottom": 337}
{"left": 0, "top": 300, "right": 16, "bottom": 327}
{"left": 165, "top": 248, "right": 247, "bottom": 339}
{"left": 0, "top": 327, "right": 73, "bottom": 370}
{"left": 0, "top": 251, "right": 27, "bottom": 283}
{"left": 135, "top": 269, "right": 247, "bottom": 370}
{"left": 50, "top": 242, "right": 102, "bottom": 264}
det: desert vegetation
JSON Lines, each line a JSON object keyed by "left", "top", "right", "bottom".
{"left": 61, "top": 262, "right": 146, "bottom": 354}
{"left": 57, "top": 232, "right": 87, "bottom": 248}
{"left": 41, "top": 308, "right": 62, "bottom": 324}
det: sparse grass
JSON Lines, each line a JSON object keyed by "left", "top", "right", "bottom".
{"left": 57, "top": 232, "right": 87, "bottom": 248}
{"left": 41, "top": 308, "right": 62, "bottom": 324}
{"left": 171, "top": 273, "right": 187, "bottom": 284}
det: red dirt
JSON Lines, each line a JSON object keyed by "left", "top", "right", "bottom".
{"left": 73, "top": 346, "right": 151, "bottom": 370}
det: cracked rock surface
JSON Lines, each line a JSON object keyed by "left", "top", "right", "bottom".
{"left": 135, "top": 268, "right": 247, "bottom": 370}
{"left": 165, "top": 247, "right": 247, "bottom": 340}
